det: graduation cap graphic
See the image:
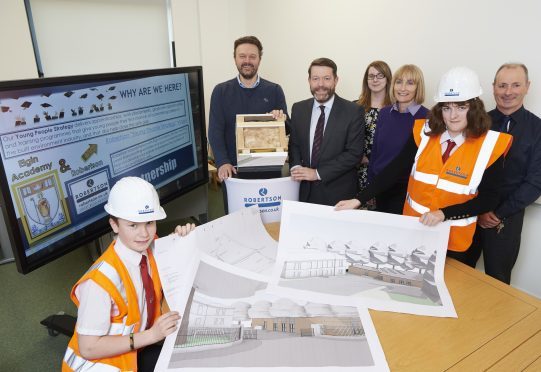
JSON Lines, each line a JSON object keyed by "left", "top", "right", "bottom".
{"left": 90, "top": 88, "right": 98, "bottom": 91}
{"left": 21, "top": 101, "right": 32, "bottom": 109}
{"left": 64, "top": 91, "right": 74, "bottom": 98}
{"left": 108, "top": 86, "right": 116, "bottom": 91}
{"left": 41, "top": 103, "right": 52, "bottom": 108}
{"left": 41, "top": 92, "right": 52, "bottom": 97}
{"left": 79, "top": 93, "right": 88, "bottom": 99}
{"left": 109, "top": 95, "right": 117, "bottom": 100}
{"left": 96, "top": 94, "right": 104, "bottom": 100}
{"left": 1, "top": 106, "right": 10, "bottom": 113}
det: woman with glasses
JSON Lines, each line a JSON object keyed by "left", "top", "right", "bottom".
{"left": 355, "top": 61, "right": 392, "bottom": 205}
{"left": 367, "top": 64, "right": 429, "bottom": 214}
{"left": 336, "top": 67, "right": 512, "bottom": 254}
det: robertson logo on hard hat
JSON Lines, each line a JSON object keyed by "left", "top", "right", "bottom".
{"left": 138, "top": 205, "right": 155, "bottom": 215}
{"left": 444, "top": 88, "right": 460, "bottom": 97}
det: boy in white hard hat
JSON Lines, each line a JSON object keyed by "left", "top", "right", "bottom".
{"left": 62, "top": 176, "right": 195, "bottom": 372}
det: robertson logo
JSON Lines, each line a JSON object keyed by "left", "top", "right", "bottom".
{"left": 445, "top": 166, "right": 468, "bottom": 179}
{"left": 244, "top": 186, "right": 281, "bottom": 208}
{"left": 138, "top": 205, "right": 154, "bottom": 214}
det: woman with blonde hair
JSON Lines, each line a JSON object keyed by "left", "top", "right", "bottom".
{"left": 367, "top": 64, "right": 429, "bottom": 214}
{"left": 355, "top": 61, "right": 392, "bottom": 196}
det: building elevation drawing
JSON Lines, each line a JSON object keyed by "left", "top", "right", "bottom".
{"left": 271, "top": 201, "right": 456, "bottom": 318}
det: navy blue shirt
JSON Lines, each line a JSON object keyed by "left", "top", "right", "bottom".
{"left": 208, "top": 77, "right": 288, "bottom": 167}
{"left": 368, "top": 104, "right": 429, "bottom": 183}
{"left": 490, "top": 106, "right": 541, "bottom": 218}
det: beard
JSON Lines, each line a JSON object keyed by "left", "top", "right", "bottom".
{"left": 311, "top": 86, "right": 335, "bottom": 103}
{"left": 238, "top": 63, "right": 257, "bottom": 80}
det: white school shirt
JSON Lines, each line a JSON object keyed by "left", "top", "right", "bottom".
{"left": 75, "top": 238, "right": 152, "bottom": 335}
{"left": 440, "top": 131, "right": 465, "bottom": 157}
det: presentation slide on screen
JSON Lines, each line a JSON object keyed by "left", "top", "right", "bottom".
{"left": 0, "top": 73, "right": 199, "bottom": 255}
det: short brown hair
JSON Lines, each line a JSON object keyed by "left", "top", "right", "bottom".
{"left": 234, "top": 36, "right": 263, "bottom": 57}
{"left": 308, "top": 58, "right": 337, "bottom": 77}
{"left": 426, "top": 98, "right": 491, "bottom": 138}
{"left": 357, "top": 60, "right": 392, "bottom": 113}
{"left": 391, "top": 64, "right": 425, "bottom": 104}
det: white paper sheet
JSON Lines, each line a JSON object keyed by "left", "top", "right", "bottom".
{"left": 154, "top": 206, "right": 389, "bottom": 371}
{"left": 269, "top": 201, "right": 457, "bottom": 317}
{"left": 155, "top": 249, "right": 389, "bottom": 371}
{"left": 195, "top": 206, "right": 278, "bottom": 276}
{"left": 154, "top": 232, "right": 200, "bottom": 313}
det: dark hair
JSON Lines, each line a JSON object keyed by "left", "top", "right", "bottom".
{"left": 234, "top": 36, "right": 263, "bottom": 57}
{"left": 357, "top": 60, "right": 392, "bottom": 113}
{"left": 308, "top": 58, "right": 337, "bottom": 77}
{"left": 426, "top": 97, "right": 491, "bottom": 138}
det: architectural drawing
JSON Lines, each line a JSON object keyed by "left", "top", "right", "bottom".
{"left": 280, "top": 237, "right": 441, "bottom": 305}
{"left": 272, "top": 201, "right": 457, "bottom": 317}
{"left": 154, "top": 231, "right": 389, "bottom": 371}
{"left": 196, "top": 206, "right": 277, "bottom": 276}
{"left": 166, "top": 292, "right": 387, "bottom": 370}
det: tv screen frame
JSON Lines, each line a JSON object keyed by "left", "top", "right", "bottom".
{"left": 0, "top": 66, "right": 208, "bottom": 274}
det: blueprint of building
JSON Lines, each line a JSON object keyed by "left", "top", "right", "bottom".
{"left": 269, "top": 201, "right": 457, "bottom": 317}
{"left": 196, "top": 206, "right": 277, "bottom": 277}
{"left": 154, "top": 234, "right": 389, "bottom": 372}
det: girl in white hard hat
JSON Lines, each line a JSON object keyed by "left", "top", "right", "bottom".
{"left": 336, "top": 67, "right": 513, "bottom": 254}
{"left": 62, "top": 177, "right": 195, "bottom": 372}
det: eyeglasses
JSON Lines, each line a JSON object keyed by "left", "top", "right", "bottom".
{"left": 367, "top": 73, "right": 385, "bottom": 80}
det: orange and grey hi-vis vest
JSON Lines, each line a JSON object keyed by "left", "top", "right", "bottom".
{"left": 403, "top": 119, "right": 512, "bottom": 252}
{"left": 62, "top": 241, "right": 162, "bottom": 371}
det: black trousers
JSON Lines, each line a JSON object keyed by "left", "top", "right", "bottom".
{"left": 447, "top": 209, "right": 525, "bottom": 284}
{"left": 137, "top": 342, "right": 163, "bottom": 372}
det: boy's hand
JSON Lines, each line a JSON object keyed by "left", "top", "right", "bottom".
{"left": 173, "top": 223, "right": 196, "bottom": 236}
{"left": 149, "top": 311, "right": 181, "bottom": 342}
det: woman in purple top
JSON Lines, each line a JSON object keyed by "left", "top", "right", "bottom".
{"left": 368, "top": 64, "right": 429, "bottom": 214}
{"left": 355, "top": 61, "right": 392, "bottom": 198}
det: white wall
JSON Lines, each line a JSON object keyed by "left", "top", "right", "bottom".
{"left": 0, "top": 0, "right": 39, "bottom": 80}
{"left": 27, "top": 0, "right": 171, "bottom": 76}
{"left": 245, "top": 0, "right": 541, "bottom": 114}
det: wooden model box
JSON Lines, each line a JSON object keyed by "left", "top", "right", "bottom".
{"left": 236, "top": 114, "right": 288, "bottom": 155}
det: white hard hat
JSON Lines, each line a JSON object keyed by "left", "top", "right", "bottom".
{"left": 104, "top": 177, "right": 166, "bottom": 222}
{"left": 434, "top": 66, "right": 483, "bottom": 102}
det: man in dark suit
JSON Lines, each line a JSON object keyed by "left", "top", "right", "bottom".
{"left": 289, "top": 57, "right": 364, "bottom": 206}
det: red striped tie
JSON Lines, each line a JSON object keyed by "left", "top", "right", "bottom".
{"left": 140, "top": 255, "right": 156, "bottom": 330}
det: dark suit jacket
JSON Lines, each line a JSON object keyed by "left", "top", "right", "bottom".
{"left": 289, "top": 95, "right": 364, "bottom": 205}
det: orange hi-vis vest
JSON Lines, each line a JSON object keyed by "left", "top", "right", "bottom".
{"left": 62, "top": 240, "right": 162, "bottom": 372}
{"left": 403, "top": 119, "right": 512, "bottom": 252}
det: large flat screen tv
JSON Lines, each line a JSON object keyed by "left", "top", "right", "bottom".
{"left": 0, "top": 67, "right": 208, "bottom": 273}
